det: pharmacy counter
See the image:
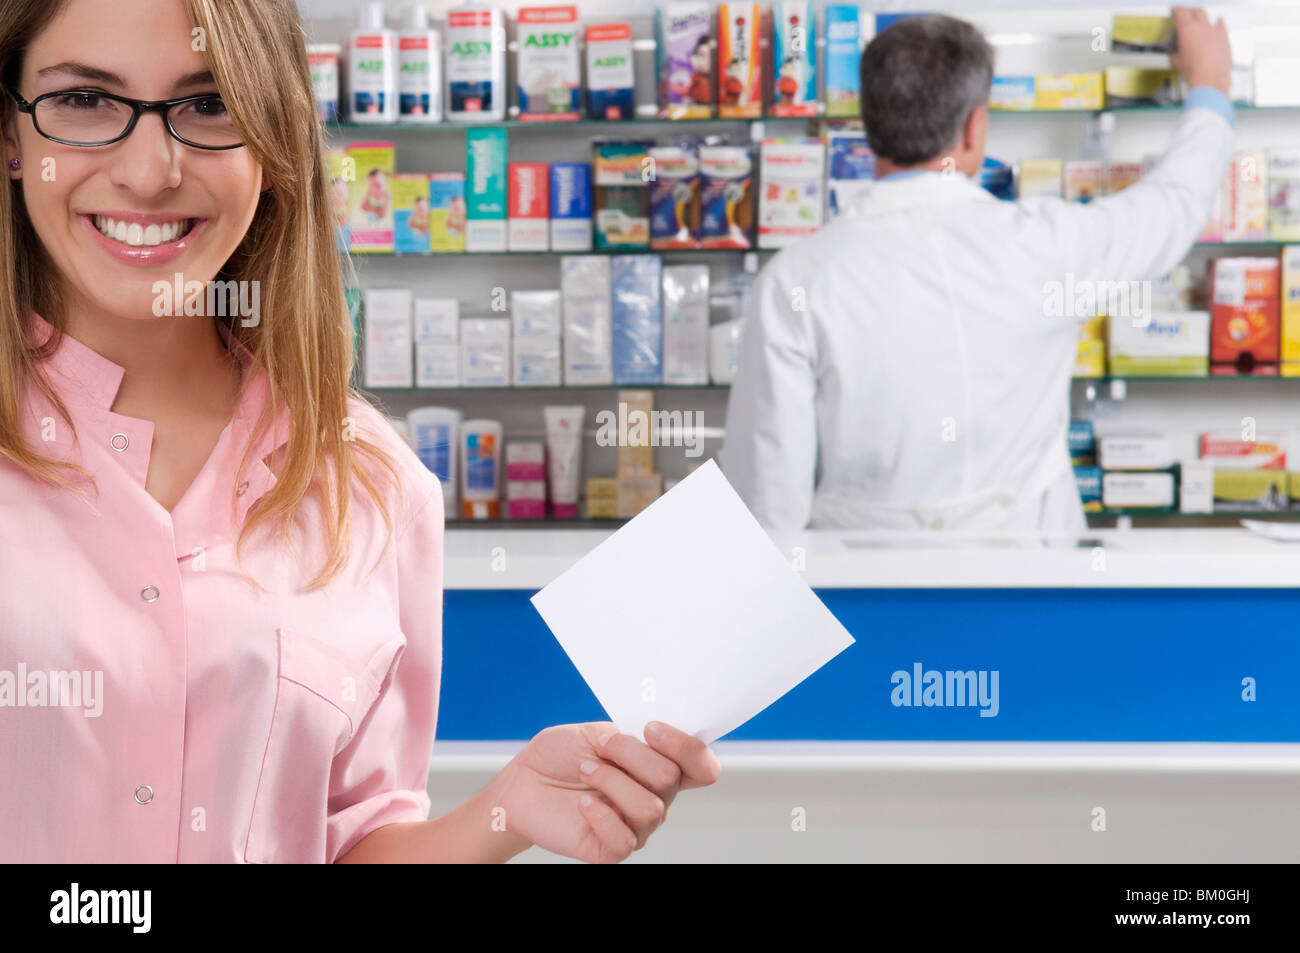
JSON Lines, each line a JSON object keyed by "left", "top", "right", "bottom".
{"left": 438, "top": 528, "right": 1300, "bottom": 742}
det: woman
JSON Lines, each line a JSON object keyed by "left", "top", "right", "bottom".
{"left": 0, "top": 0, "right": 719, "bottom": 863}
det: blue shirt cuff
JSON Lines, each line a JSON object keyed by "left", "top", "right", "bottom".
{"left": 1184, "top": 86, "right": 1235, "bottom": 128}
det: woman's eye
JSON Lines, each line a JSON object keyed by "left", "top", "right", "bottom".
{"left": 190, "top": 96, "right": 227, "bottom": 117}
{"left": 51, "top": 92, "right": 104, "bottom": 110}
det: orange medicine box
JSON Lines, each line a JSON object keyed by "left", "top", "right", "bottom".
{"left": 1210, "top": 257, "right": 1280, "bottom": 374}
{"left": 717, "top": 4, "right": 763, "bottom": 118}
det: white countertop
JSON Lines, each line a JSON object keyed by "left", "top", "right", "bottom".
{"left": 429, "top": 741, "right": 1300, "bottom": 774}
{"left": 444, "top": 527, "right": 1300, "bottom": 589}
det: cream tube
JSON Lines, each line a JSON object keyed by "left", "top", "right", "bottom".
{"left": 544, "top": 405, "right": 584, "bottom": 519}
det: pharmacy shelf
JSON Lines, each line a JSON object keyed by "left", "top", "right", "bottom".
{"left": 450, "top": 512, "right": 1300, "bottom": 529}
{"left": 324, "top": 115, "right": 813, "bottom": 134}
{"left": 364, "top": 384, "right": 729, "bottom": 393}
{"left": 1192, "top": 241, "right": 1294, "bottom": 248}
{"left": 323, "top": 103, "right": 1300, "bottom": 136}
{"left": 346, "top": 241, "right": 1287, "bottom": 260}
{"left": 350, "top": 248, "right": 771, "bottom": 258}
{"left": 986, "top": 103, "right": 1295, "bottom": 116}
{"left": 1090, "top": 509, "right": 1300, "bottom": 521}
{"left": 1073, "top": 375, "right": 1294, "bottom": 383}
{"left": 366, "top": 377, "right": 1300, "bottom": 392}
{"left": 448, "top": 517, "right": 629, "bottom": 529}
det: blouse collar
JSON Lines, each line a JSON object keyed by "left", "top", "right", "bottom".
{"left": 28, "top": 311, "right": 291, "bottom": 462}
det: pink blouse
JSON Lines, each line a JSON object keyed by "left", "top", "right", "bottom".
{"left": 0, "top": 313, "right": 444, "bottom": 862}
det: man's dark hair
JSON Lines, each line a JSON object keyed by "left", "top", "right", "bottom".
{"left": 859, "top": 15, "right": 994, "bottom": 166}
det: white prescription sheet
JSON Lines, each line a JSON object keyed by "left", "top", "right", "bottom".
{"left": 530, "top": 458, "right": 855, "bottom": 744}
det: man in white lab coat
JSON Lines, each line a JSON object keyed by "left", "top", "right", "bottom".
{"left": 723, "top": 7, "right": 1235, "bottom": 533}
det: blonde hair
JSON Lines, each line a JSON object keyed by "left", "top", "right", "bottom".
{"left": 0, "top": 0, "right": 404, "bottom": 590}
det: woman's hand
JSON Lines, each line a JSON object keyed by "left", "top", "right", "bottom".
{"left": 492, "top": 721, "right": 722, "bottom": 864}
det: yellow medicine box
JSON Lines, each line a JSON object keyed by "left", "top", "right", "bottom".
{"left": 586, "top": 476, "right": 619, "bottom": 519}
{"left": 1035, "top": 72, "right": 1104, "bottom": 111}
{"left": 1074, "top": 339, "right": 1106, "bottom": 378}
{"left": 1282, "top": 246, "right": 1300, "bottom": 375}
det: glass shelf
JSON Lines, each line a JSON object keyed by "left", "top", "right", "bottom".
{"left": 447, "top": 517, "right": 629, "bottom": 528}
{"left": 323, "top": 102, "right": 1297, "bottom": 135}
{"left": 1192, "top": 240, "right": 1293, "bottom": 248}
{"left": 988, "top": 103, "right": 1292, "bottom": 116}
{"left": 350, "top": 247, "right": 770, "bottom": 258}
{"left": 1090, "top": 509, "right": 1300, "bottom": 521}
{"left": 1073, "top": 375, "right": 1294, "bottom": 383}
{"left": 344, "top": 241, "right": 1287, "bottom": 260}
{"left": 364, "top": 384, "right": 729, "bottom": 393}
{"left": 325, "top": 115, "right": 813, "bottom": 134}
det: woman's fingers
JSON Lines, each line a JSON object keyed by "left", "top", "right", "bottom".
{"left": 641, "top": 722, "right": 723, "bottom": 790}
{"left": 577, "top": 793, "right": 637, "bottom": 863}
{"left": 595, "top": 731, "right": 683, "bottom": 799}
{"left": 579, "top": 758, "right": 667, "bottom": 849}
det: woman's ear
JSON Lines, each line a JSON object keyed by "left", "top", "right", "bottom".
{"left": 3, "top": 111, "right": 21, "bottom": 180}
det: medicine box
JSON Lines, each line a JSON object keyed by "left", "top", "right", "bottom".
{"left": 508, "top": 162, "right": 550, "bottom": 251}
{"left": 429, "top": 173, "right": 467, "bottom": 252}
{"left": 363, "top": 288, "right": 413, "bottom": 388}
{"left": 1098, "top": 434, "right": 1175, "bottom": 471}
{"left": 348, "top": 142, "right": 396, "bottom": 253}
{"left": 1102, "top": 471, "right": 1175, "bottom": 509}
{"left": 1034, "top": 72, "right": 1103, "bottom": 110}
{"left": 466, "top": 127, "right": 508, "bottom": 252}
{"left": 611, "top": 255, "right": 663, "bottom": 384}
{"left": 1107, "top": 311, "right": 1210, "bottom": 377}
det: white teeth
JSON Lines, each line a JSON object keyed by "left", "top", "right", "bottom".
{"left": 92, "top": 215, "right": 192, "bottom": 247}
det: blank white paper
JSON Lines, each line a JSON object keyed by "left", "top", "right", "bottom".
{"left": 530, "top": 458, "right": 855, "bottom": 744}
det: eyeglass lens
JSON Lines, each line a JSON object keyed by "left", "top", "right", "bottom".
{"left": 33, "top": 92, "right": 240, "bottom": 147}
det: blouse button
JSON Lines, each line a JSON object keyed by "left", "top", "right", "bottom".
{"left": 134, "top": 784, "right": 154, "bottom": 805}
{"left": 110, "top": 432, "right": 130, "bottom": 452}
{"left": 140, "top": 585, "right": 160, "bottom": 603}
{"left": 236, "top": 481, "right": 250, "bottom": 497}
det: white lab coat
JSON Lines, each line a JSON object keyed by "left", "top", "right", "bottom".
{"left": 723, "top": 104, "right": 1235, "bottom": 533}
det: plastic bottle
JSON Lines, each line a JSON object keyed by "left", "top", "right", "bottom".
{"left": 461, "top": 419, "right": 503, "bottom": 519}
{"left": 445, "top": 3, "right": 507, "bottom": 122}
{"left": 399, "top": 4, "right": 443, "bottom": 122}
{"left": 348, "top": 1, "right": 398, "bottom": 123}
{"left": 407, "top": 407, "right": 462, "bottom": 513}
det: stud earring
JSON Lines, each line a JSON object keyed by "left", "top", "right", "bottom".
{"left": 7, "top": 159, "right": 18, "bottom": 171}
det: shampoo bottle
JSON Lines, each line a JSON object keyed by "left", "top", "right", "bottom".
{"left": 348, "top": 2, "right": 398, "bottom": 122}
{"left": 399, "top": 4, "right": 443, "bottom": 122}
{"left": 446, "top": 3, "right": 507, "bottom": 122}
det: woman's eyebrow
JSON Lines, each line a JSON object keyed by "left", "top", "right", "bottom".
{"left": 33, "top": 64, "right": 217, "bottom": 92}
{"left": 36, "top": 62, "right": 124, "bottom": 85}
{"left": 173, "top": 69, "right": 217, "bottom": 90}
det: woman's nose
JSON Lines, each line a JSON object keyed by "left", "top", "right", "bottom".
{"left": 105, "top": 111, "right": 183, "bottom": 195}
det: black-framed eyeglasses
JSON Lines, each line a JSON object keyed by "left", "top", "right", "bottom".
{"left": 6, "top": 86, "right": 243, "bottom": 150}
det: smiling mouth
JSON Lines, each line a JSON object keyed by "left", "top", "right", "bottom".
{"left": 91, "top": 215, "right": 197, "bottom": 247}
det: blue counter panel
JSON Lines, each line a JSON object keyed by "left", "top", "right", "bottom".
{"left": 439, "top": 588, "right": 1300, "bottom": 742}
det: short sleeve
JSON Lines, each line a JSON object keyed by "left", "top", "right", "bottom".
{"left": 324, "top": 473, "right": 445, "bottom": 862}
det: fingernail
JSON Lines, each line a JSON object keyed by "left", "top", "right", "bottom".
{"left": 598, "top": 732, "right": 615, "bottom": 747}
{"left": 580, "top": 795, "right": 593, "bottom": 807}
{"left": 645, "top": 721, "right": 665, "bottom": 740}
{"left": 580, "top": 759, "right": 599, "bottom": 775}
